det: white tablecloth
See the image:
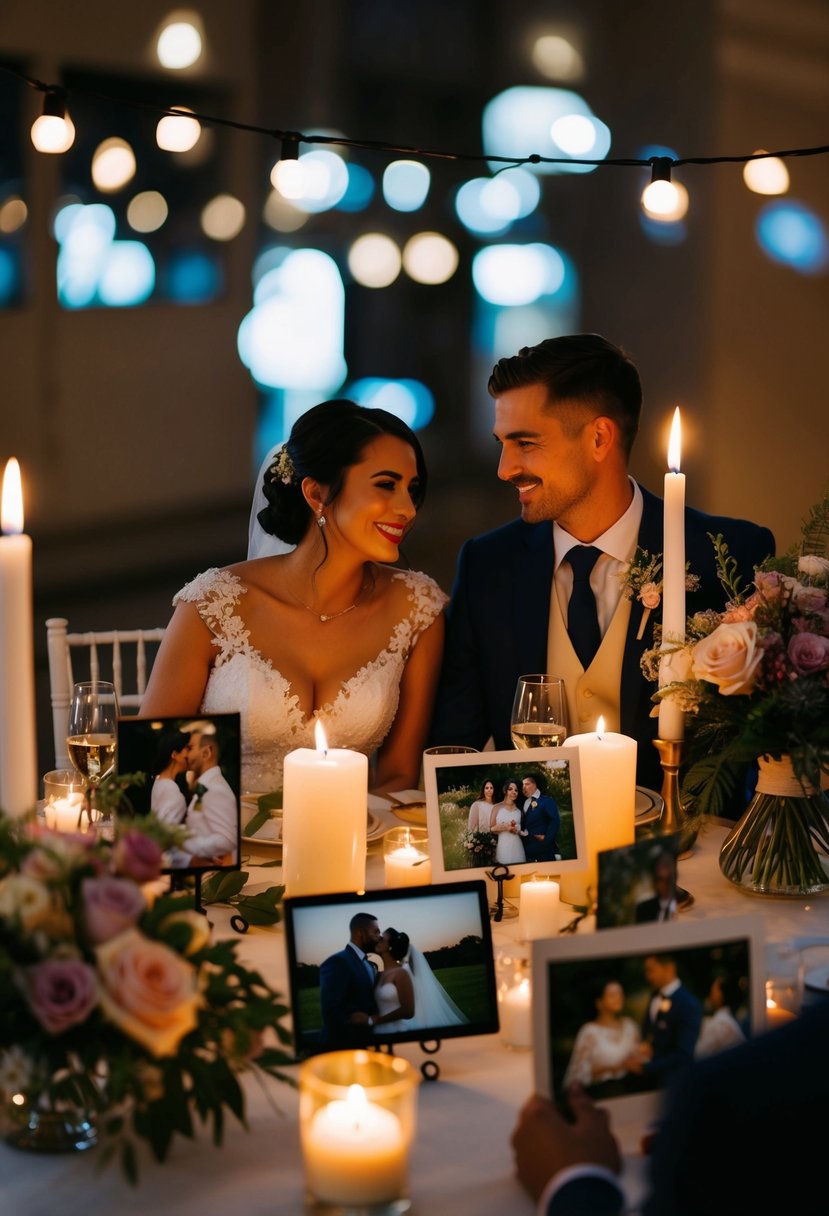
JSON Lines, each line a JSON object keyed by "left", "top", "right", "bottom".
{"left": 3, "top": 816, "right": 829, "bottom": 1216}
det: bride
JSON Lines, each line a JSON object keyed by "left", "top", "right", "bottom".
{"left": 372, "top": 927, "right": 469, "bottom": 1034}
{"left": 140, "top": 399, "right": 447, "bottom": 796}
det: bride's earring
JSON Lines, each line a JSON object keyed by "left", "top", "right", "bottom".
{"left": 317, "top": 513, "right": 327, "bottom": 527}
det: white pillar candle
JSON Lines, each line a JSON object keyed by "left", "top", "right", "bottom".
{"left": 499, "top": 975, "right": 533, "bottom": 1049}
{"left": 282, "top": 720, "right": 368, "bottom": 897}
{"left": 559, "top": 720, "right": 637, "bottom": 906}
{"left": 0, "top": 459, "right": 37, "bottom": 818}
{"left": 518, "top": 876, "right": 560, "bottom": 941}
{"left": 302, "top": 1084, "right": 408, "bottom": 1206}
{"left": 384, "top": 843, "right": 432, "bottom": 887}
{"left": 658, "top": 407, "right": 686, "bottom": 741}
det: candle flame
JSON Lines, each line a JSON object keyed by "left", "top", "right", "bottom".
{"left": 596, "top": 715, "right": 605, "bottom": 739}
{"left": 1, "top": 458, "right": 24, "bottom": 534}
{"left": 314, "top": 718, "right": 329, "bottom": 755}
{"left": 667, "top": 406, "right": 682, "bottom": 473}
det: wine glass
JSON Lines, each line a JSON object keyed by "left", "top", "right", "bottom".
{"left": 510, "top": 674, "right": 569, "bottom": 749}
{"left": 66, "top": 680, "right": 119, "bottom": 825}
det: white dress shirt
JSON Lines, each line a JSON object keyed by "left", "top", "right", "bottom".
{"left": 552, "top": 479, "right": 644, "bottom": 638}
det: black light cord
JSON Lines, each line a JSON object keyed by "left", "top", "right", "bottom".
{"left": 7, "top": 64, "right": 828, "bottom": 173}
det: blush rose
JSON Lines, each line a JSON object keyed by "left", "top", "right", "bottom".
{"left": 691, "top": 620, "right": 762, "bottom": 695}
{"left": 96, "top": 928, "right": 201, "bottom": 1057}
{"left": 82, "top": 876, "right": 146, "bottom": 944}
{"left": 25, "top": 958, "right": 98, "bottom": 1035}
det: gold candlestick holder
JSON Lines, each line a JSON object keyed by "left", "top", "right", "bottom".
{"left": 652, "top": 737, "right": 695, "bottom": 909}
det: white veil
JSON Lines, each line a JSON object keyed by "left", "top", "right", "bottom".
{"left": 407, "top": 944, "right": 469, "bottom": 1030}
{"left": 247, "top": 443, "right": 297, "bottom": 560}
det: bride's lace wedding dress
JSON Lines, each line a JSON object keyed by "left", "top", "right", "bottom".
{"left": 173, "top": 566, "right": 447, "bottom": 793}
{"left": 374, "top": 946, "right": 469, "bottom": 1034}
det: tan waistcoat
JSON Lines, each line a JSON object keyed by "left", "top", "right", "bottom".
{"left": 547, "top": 589, "right": 632, "bottom": 735}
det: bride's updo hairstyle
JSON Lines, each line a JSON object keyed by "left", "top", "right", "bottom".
{"left": 256, "top": 398, "right": 428, "bottom": 547}
{"left": 385, "top": 927, "right": 410, "bottom": 964}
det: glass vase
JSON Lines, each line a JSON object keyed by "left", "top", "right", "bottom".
{"left": 719, "top": 755, "right": 829, "bottom": 897}
{"left": 5, "top": 1091, "right": 97, "bottom": 1154}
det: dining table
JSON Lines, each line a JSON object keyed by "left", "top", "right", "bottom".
{"left": 3, "top": 805, "right": 829, "bottom": 1216}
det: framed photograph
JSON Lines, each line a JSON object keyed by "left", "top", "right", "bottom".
{"left": 283, "top": 879, "right": 499, "bottom": 1057}
{"left": 116, "top": 713, "right": 241, "bottom": 873}
{"left": 596, "top": 833, "right": 683, "bottom": 928}
{"left": 423, "top": 747, "right": 586, "bottom": 882}
{"left": 532, "top": 914, "right": 766, "bottom": 1129}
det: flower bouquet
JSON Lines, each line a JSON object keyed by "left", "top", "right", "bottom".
{"left": 462, "top": 828, "right": 498, "bottom": 866}
{"left": 0, "top": 811, "right": 294, "bottom": 1181}
{"left": 647, "top": 490, "right": 829, "bottom": 895}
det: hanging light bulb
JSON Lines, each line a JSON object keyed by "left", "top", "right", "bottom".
{"left": 641, "top": 157, "right": 688, "bottom": 222}
{"left": 31, "top": 89, "right": 75, "bottom": 154}
{"left": 269, "top": 133, "right": 303, "bottom": 198}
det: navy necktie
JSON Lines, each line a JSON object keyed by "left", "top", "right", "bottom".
{"left": 567, "top": 546, "right": 602, "bottom": 670}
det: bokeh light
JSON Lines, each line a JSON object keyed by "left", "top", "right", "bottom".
{"left": 348, "top": 378, "right": 435, "bottom": 429}
{"left": 347, "top": 234, "right": 402, "bottom": 288}
{"left": 156, "top": 108, "right": 201, "bottom": 152}
{"left": 201, "top": 194, "right": 246, "bottom": 240}
{"left": 641, "top": 179, "right": 689, "bottom": 222}
{"left": 156, "top": 16, "right": 203, "bottom": 69}
{"left": 91, "top": 138, "right": 137, "bottom": 192}
{"left": 382, "top": 160, "right": 430, "bottom": 212}
{"left": 30, "top": 111, "right": 75, "bottom": 154}
{"left": 743, "top": 152, "right": 790, "bottom": 196}
{"left": 531, "top": 34, "right": 585, "bottom": 82}
{"left": 472, "top": 243, "right": 568, "bottom": 306}
{"left": 0, "top": 196, "right": 27, "bottom": 234}
{"left": 756, "top": 201, "right": 829, "bottom": 273}
{"left": 402, "top": 232, "right": 459, "bottom": 284}
{"left": 127, "top": 191, "right": 168, "bottom": 233}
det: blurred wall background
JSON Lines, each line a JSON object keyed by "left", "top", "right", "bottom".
{"left": 0, "top": 0, "right": 826, "bottom": 777}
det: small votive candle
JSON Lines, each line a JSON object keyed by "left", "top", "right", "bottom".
{"left": 42, "top": 769, "right": 93, "bottom": 833}
{"left": 384, "top": 826, "right": 431, "bottom": 887}
{"left": 518, "top": 876, "right": 560, "bottom": 942}
{"left": 299, "top": 1050, "right": 419, "bottom": 1211}
{"left": 498, "top": 970, "right": 533, "bottom": 1051}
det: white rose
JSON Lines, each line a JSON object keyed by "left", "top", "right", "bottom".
{"left": 691, "top": 620, "right": 762, "bottom": 695}
{"left": 0, "top": 874, "right": 53, "bottom": 932}
{"left": 798, "top": 555, "right": 829, "bottom": 579}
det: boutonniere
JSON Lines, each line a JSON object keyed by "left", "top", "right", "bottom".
{"left": 659, "top": 997, "right": 672, "bottom": 1014}
{"left": 193, "top": 781, "right": 208, "bottom": 810}
{"left": 530, "top": 799, "right": 538, "bottom": 808}
{"left": 619, "top": 547, "right": 699, "bottom": 640}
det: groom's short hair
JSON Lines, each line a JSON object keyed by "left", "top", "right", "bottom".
{"left": 350, "top": 912, "right": 378, "bottom": 934}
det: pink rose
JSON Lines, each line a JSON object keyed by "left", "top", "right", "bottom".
{"left": 691, "top": 620, "right": 762, "bottom": 695}
{"left": 791, "top": 584, "right": 827, "bottom": 613}
{"left": 25, "top": 958, "right": 98, "bottom": 1035}
{"left": 753, "top": 571, "right": 785, "bottom": 601}
{"left": 82, "top": 876, "right": 146, "bottom": 944}
{"left": 96, "top": 928, "right": 201, "bottom": 1057}
{"left": 640, "top": 583, "right": 661, "bottom": 610}
{"left": 788, "top": 632, "right": 829, "bottom": 675}
{"left": 112, "top": 830, "right": 163, "bottom": 882}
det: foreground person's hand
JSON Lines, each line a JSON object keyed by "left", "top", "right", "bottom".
{"left": 511, "top": 1085, "right": 622, "bottom": 1202}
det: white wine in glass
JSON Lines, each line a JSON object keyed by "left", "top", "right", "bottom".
{"left": 510, "top": 675, "right": 568, "bottom": 749}
{"left": 67, "top": 680, "right": 119, "bottom": 805}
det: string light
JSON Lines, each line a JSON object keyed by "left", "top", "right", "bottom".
{"left": 641, "top": 157, "right": 689, "bottom": 222}
{"left": 30, "top": 88, "right": 75, "bottom": 154}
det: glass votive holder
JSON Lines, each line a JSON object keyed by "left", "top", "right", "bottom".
{"left": 765, "top": 940, "right": 802, "bottom": 1031}
{"left": 299, "top": 1049, "right": 419, "bottom": 1215}
{"left": 518, "top": 875, "right": 561, "bottom": 942}
{"left": 42, "top": 769, "right": 95, "bottom": 833}
{"left": 495, "top": 947, "right": 533, "bottom": 1051}
{"left": 384, "top": 826, "right": 431, "bottom": 887}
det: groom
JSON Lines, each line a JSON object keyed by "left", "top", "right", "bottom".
{"left": 319, "top": 913, "right": 382, "bottom": 1048}
{"left": 429, "top": 333, "right": 774, "bottom": 792}
{"left": 521, "top": 774, "right": 560, "bottom": 862}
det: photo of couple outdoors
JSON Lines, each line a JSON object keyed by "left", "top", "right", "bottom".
{"left": 116, "top": 714, "right": 241, "bottom": 871}
{"left": 290, "top": 893, "right": 494, "bottom": 1050}
{"left": 436, "top": 760, "right": 574, "bottom": 871}
{"left": 549, "top": 941, "right": 751, "bottom": 1104}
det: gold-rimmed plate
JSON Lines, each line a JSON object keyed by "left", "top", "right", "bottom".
{"left": 240, "top": 796, "right": 385, "bottom": 853}
{"left": 635, "top": 786, "right": 664, "bottom": 824}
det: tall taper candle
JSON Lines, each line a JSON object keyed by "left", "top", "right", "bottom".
{"left": 0, "top": 459, "right": 37, "bottom": 816}
{"left": 658, "top": 407, "right": 686, "bottom": 741}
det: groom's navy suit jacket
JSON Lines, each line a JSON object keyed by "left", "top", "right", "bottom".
{"left": 429, "top": 485, "right": 774, "bottom": 791}
{"left": 522, "top": 793, "right": 560, "bottom": 861}
{"left": 641, "top": 981, "right": 703, "bottom": 1085}
{"left": 319, "top": 944, "right": 377, "bottom": 1048}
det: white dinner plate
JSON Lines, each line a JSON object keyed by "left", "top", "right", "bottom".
{"left": 635, "top": 785, "right": 664, "bottom": 823}
{"left": 240, "top": 797, "right": 385, "bottom": 853}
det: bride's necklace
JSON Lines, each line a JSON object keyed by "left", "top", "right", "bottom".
{"left": 293, "top": 575, "right": 372, "bottom": 623}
